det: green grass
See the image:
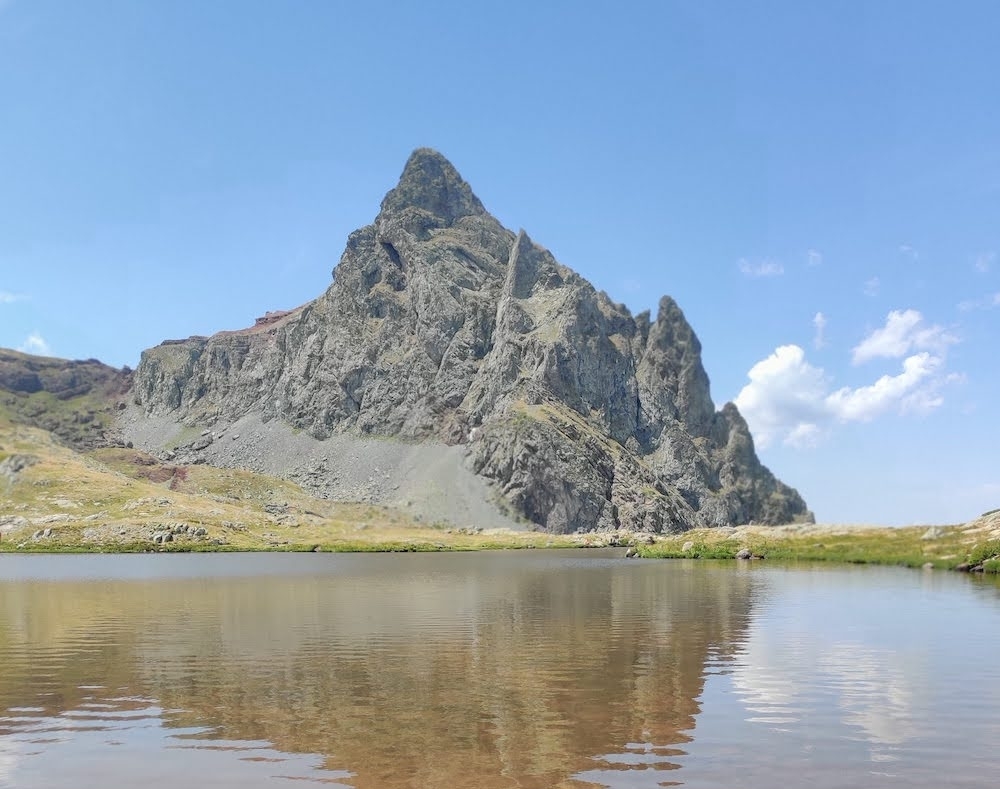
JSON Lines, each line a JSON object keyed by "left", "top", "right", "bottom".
{"left": 967, "top": 539, "right": 1000, "bottom": 566}
{"left": 637, "top": 525, "right": 1000, "bottom": 573}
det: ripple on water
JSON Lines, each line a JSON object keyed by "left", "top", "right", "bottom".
{"left": 0, "top": 692, "right": 353, "bottom": 788}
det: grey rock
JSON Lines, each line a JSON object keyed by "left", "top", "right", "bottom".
{"left": 0, "top": 515, "right": 29, "bottom": 530}
{"left": 735, "top": 547, "right": 753, "bottom": 560}
{"left": 129, "top": 149, "right": 812, "bottom": 534}
{"left": 682, "top": 540, "right": 695, "bottom": 552}
{"left": 0, "top": 454, "right": 37, "bottom": 483}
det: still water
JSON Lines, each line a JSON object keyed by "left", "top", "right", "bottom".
{"left": 0, "top": 552, "right": 998, "bottom": 788}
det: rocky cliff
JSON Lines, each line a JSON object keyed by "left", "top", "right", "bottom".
{"left": 129, "top": 149, "right": 812, "bottom": 532}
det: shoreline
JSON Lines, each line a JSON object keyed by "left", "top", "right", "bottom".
{"left": 3, "top": 522, "right": 998, "bottom": 574}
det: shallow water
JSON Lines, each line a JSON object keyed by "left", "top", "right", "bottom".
{"left": 0, "top": 552, "right": 997, "bottom": 788}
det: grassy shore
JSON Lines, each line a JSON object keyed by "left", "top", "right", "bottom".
{"left": 2, "top": 413, "right": 998, "bottom": 570}
{"left": 635, "top": 520, "right": 1000, "bottom": 573}
{"left": 5, "top": 515, "right": 999, "bottom": 575}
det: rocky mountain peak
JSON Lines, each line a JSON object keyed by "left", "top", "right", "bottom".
{"left": 379, "top": 148, "right": 487, "bottom": 225}
{"left": 129, "top": 150, "right": 813, "bottom": 533}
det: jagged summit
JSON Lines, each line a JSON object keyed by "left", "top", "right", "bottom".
{"left": 128, "top": 149, "right": 812, "bottom": 533}
{"left": 379, "top": 148, "right": 486, "bottom": 224}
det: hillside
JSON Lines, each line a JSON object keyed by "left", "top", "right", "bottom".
{"left": 0, "top": 412, "right": 571, "bottom": 552}
{"left": 0, "top": 348, "right": 130, "bottom": 449}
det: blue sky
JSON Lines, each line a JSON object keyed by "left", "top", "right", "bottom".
{"left": 2, "top": 1, "right": 998, "bottom": 525}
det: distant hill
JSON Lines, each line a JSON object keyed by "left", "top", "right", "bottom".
{"left": 0, "top": 348, "right": 130, "bottom": 450}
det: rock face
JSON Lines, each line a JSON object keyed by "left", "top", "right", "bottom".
{"left": 130, "top": 149, "right": 812, "bottom": 532}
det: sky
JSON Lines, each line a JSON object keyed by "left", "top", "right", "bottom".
{"left": 2, "top": 1, "right": 998, "bottom": 526}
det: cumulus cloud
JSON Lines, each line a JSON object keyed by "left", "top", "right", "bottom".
{"left": 826, "top": 353, "right": 941, "bottom": 421}
{"left": 807, "top": 249, "right": 823, "bottom": 267}
{"left": 738, "top": 258, "right": 784, "bottom": 278}
{"left": 812, "top": 312, "right": 827, "bottom": 349}
{"left": 19, "top": 332, "right": 51, "bottom": 356}
{"left": 735, "top": 313, "right": 958, "bottom": 449}
{"left": 734, "top": 346, "right": 831, "bottom": 449}
{"left": 851, "top": 310, "right": 956, "bottom": 364}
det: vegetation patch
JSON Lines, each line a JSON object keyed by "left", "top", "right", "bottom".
{"left": 637, "top": 524, "right": 999, "bottom": 573}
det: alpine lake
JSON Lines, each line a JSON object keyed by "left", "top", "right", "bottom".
{"left": 1, "top": 551, "right": 998, "bottom": 788}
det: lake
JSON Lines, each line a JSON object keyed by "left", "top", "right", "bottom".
{"left": 0, "top": 551, "right": 998, "bottom": 788}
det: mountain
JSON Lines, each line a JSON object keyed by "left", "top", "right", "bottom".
{"left": 126, "top": 149, "right": 812, "bottom": 533}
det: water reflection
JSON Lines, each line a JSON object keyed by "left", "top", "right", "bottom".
{"left": 718, "top": 565, "right": 1000, "bottom": 786}
{"left": 0, "top": 553, "right": 754, "bottom": 789}
{"left": 2, "top": 555, "right": 998, "bottom": 788}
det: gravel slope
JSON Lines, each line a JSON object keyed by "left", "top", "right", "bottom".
{"left": 120, "top": 409, "right": 523, "bottom": 531}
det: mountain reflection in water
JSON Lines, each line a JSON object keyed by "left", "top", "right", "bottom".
{"left": 0, "top": 553, "right": 998, "bottom": 788}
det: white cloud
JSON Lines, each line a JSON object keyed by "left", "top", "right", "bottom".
{"left": 738, "top": 258, "right": 784, "bottom": 278}
{"left": 734, "top": 345, "right": 831, "bottom": 449}
{"left": 899, "top": 244, "right": 919, "bottom": 261}
{"left": 826, "top": 352, "right": 940, "bottom": 421}
{"left": 812, "top": 312, "right": 827, "bottom": 349}
{"left": 0, "top": 290, "right": 24, "bottom": 304}
{"left": 863, "top": 277, "right": 880, "bottom": 297}
{"left": 807, "top": 249, "right": 823, "bottom": 267}
{"left": 735, "top": 338, "right": 957, "bottom": 450}
{"left": 958, "top": 292, "right": 1000, "bottom": 311}
{"left": 19, "top": 332, "right": 51, "bottom": 356}
{"left": 974, "top": 252, "right": 995, "bottom": 273}
{"left": 851, "top": 310, "right": 956, "bottom": 364}
{"left": 785, "top": 422, "right": 823, "bottom": 449}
